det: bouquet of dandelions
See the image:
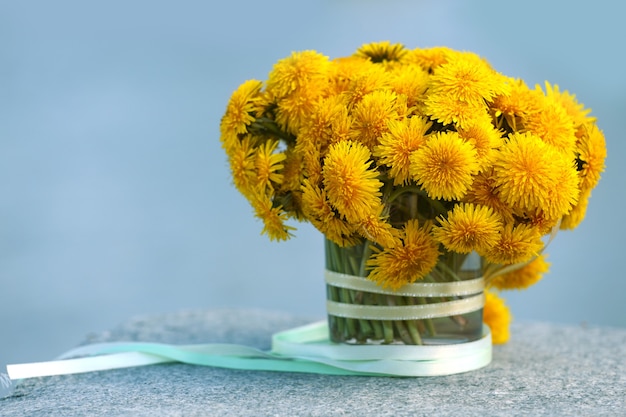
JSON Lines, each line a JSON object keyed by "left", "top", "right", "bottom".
{"left": 219, "top": 42, "right": 606, "bottom": 345}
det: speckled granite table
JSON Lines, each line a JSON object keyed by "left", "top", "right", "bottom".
{"left": 2, "top": 309, "right": 625, "bottom": 416}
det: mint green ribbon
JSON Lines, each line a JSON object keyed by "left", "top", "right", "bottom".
{"left": 7, "top": 321, "right": 492, "bottom": 380}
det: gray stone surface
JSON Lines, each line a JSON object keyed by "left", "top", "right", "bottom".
{"left": 1, "top": 309, "right": 625, "bottom": 416}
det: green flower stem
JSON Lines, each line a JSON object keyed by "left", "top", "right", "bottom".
{"left": 417, "top": 297, "right": 436, "bottom": 337}
{"left": 385, "top": 185, "right": 448, "bottom": 217}
{"left": 340, "top": 288, "right": 358, "bottom": 338}
{"left": 386, "top": 185, "right": 424, "bottom": 205}
{"left": 248, "top": 117, "right": 296, "bottom": 143}
{"left": 425, "top": 319, "right": 437, "bottom": 338}
{"left": 400, "top": 296, "right": 423, "bottom": 345}
{"left": 328, "top": 286, "right": 345, "bottom": 339}
{"left": 437, "top": 260, "right": 462, "bottom": 282}
{"left": 349, "top": 289, "right": 374, "bottom": 340}
{"left": 408, "top": 192, "right": 418, "bottom": 219}
{"left": 376, "top": 293, "right": 395, "bottom": 343}
{"left": 407, "top": 321, "right": 423, "bottom": 345}
{"left": 325, "top": 239, "right": 338, "bottom": 270}
{"left": 381, "top": 320, "right": 394, "bottom": 344}
{"left": 347, "top": 256, "right": 359, "bottom": 276}
{"left": 415, "top": 319, "right": 427, "bottom": 335}
{"left": 483, "top": 263, "right": 499, "bottom": 283}
{"left": 359, "top": 320, "right": 374, "bottom": 340}
{"left": 361, "top": 292, "right": 383, "bottom": 340}
{"left": 450, "top": 314, "right": 468, "bottom": 328}
{"left": 393, "top": 320, "right": 414, "bottom": 345}
{"left": 370, "top": 318, "right": 384, "bottom": 340}
{"left": 358, "top": 243, "right": 373, "bottom": 278}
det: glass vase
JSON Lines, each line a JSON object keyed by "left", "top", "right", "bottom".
{"left": 325, "top": 238, "right": 484, "bottom": 345}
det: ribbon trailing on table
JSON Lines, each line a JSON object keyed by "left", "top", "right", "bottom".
{"left": 6, "top": 320, "right": 492, "bottom": 380}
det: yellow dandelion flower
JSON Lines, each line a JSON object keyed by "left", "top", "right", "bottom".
{"left": 296, "top": 95, "right": 352, "bottom": 185}
{"left": 576, "top": 123, "right": 607, "bottom": 192}
{"left": 278, "top": 148, "right": 304, "bottom": 193}
{"left": 298, "top": 95, "right": 351, "bottom": 150}
{"left": 389, "top": 64, "right": 429, "bottom": 110}
{"left": 327, "top": 56, "right": 373, "bottom": 96}
{"left": 350, "top": 90, "right": 402, "bottom": 149}
{"left": 266, "top": 50, "right": 330, "bottom": 99}
{"left": 463, "top": 169, "right": 514, "bottom": 223}
{"left": 522, "top": 89, "right": 577, "bottom": 153}
{"left": 254, "top": 140, "right": 286, "bottom": 191}
{"left": 301, "top": 180, "right": 360, "bottom": 247}
{"left": 463, "top": 178, "right": 511, "bottom": 222}
{"left": 403, "top": 46, "right": 457, "bottom": 73}
{"left": 410, "top": 131, "right": 480, "bottom": 201}
{"left": 458, "top": 120, "right": 505, "bottom": 169}
{"left": 483, "top": 223, "right": 543, "bottom": 265}
{"left": 490, "top": 78, "right": 538, "bottom": 132}
{"left": 275, "top": 84, "right": 327, "bottom": 135}
{"left": 252, "top": 90, "right": 273, "bottom": 117}
{"left": 433, "top": 203, "right": 503, "bottom": 254}
{"left": 367, "top": 220, "right": 440, "bottom": 289}
{"left": 424, "top": 52, "right": 510, "bottom": 129}
{"left": 228, "top": 136, "right": 256, "bottom": 196}
{"left": 543, "top": 82, "right": 595, "bottom": 128}
{"left": 560, "top": 188, "right": 590, "bottom": 230}
{"left": 301, "top": 179, "right": 335, "bottom": 223}
{"left": 321, "top": 218, "right": 362, "bottom": 248}
{"left": 355, "top": 41, "right": 407, "bottom": 64}
{"left": 493, "top": 132, "right": 579, "bottom": 219}
{"left": 523, "top": 210, "right": 561, "bottom": 236}
{"left": 325, "top": 97, "right": 353, "bottom": 145}
{"left": 271, "top": 190, "right": 304, "bottom": 222}
{"left": 299, "top": 140, "right": 323, "bottom": 186}
{"left": 249, "top": 190, "right": 295, "bottom": 241}
{"left": 323, "top": 140, "right": 383, "bottom": 223}
{"left": 490, "top": 255, "right": 550, "bottom": 291}
{"left": 338, "top": 61, "right": 390, "bottom": 108}
{"left": 428, "top": 53, "right": 510, "bottom": 109}
{"left": 220, "top": 80, "right": 263, "bottom": 149}
{"left": 542, "top": 156, "right": 580, "bottom": 221}
{"left": 374, "top": 117, "right": 432, "bottom": 185}
{"left": 358, "top": 208, "right": 401, "bottom": 248}
{"left": 424, "top": 91, "right": 493, "bottom": 129}
{"left": 483, "top": 291, "right": 512, "bottom": 344}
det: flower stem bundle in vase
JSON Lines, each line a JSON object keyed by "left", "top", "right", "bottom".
{"left": 219, "top": 42, "right": 606, "bottom": 350}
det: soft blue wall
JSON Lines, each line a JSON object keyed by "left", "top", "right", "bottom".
{"left": 1, "top": 0, "right": 624, "bottom": 371}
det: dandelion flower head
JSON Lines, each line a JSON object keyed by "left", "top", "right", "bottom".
{"left": 322, "top": 140, "right": 383, "bottom": 223}
{"left": 367, "top": 220, "right": 440, "bottom": 289}
{"left": 483, "top": 291, "right": 512, "bottom": 344}
{"left": 410, "top": 131, "right": 480, "bottom": 200}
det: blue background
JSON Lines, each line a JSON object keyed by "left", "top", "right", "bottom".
{"left": 1, "top": 0, "right": 624, "bottom": 375}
